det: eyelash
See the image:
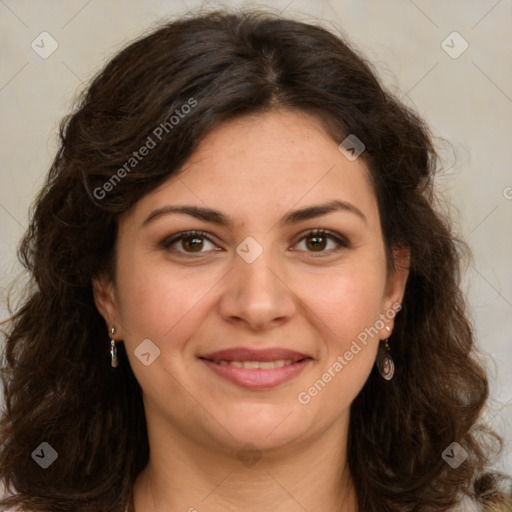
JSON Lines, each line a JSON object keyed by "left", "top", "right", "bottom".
{"left": 160, "top": 229, "right": 350, "bottom": 257}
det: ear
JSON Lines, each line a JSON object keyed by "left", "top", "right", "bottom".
{"left": 92, "top": 275, "right": 123, "bottom": 340}
{"left": 379, "top": 245, "right": 410, "bottom": 338}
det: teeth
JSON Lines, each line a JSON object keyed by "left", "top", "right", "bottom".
{"left": 259, "top": 361, "right": 280, "bottom": 369}
{"left": 215, "top": 359, "right": 294, "bottom": 369}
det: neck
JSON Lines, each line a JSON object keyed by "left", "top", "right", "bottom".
{"left": 131, "top": 413, "right": 359, "bottom": 512}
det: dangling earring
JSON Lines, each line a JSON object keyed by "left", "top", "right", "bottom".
{"left": 377, "top": 326, "right": 394, "bottom": 381}
{"left": 110, "top": 326, "right": 119, "bottom": 368}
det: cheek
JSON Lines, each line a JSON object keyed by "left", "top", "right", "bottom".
{"left": 299, "top": 260, "right": 386, "bottom": 341}
{"left": 296, "top": 271, "right": 383, "bottom": 410}
{"left": 114, "top": 247, "right": 209, "bottom": 347}
{"left": 293, "top": 258, "right": 385, "bottom": 390}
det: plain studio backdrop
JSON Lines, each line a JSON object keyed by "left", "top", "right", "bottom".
{"left": 0, "top": 0, "right": 511, "bottom": 476}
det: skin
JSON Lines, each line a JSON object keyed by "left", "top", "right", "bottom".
{"left": 94, "top": 108, "right": 410, "bottom": 512}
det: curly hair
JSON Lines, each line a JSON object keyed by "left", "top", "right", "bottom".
{"left": 1, "top": 8, "right": 510, "bottom": 512}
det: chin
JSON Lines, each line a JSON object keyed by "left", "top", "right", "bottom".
{"left": 212, "top": 406, "right": 307, "bottom": 450}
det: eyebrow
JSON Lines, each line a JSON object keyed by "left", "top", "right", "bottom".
{"left": 142, "top": 199, "right": 367, "bottom": 228}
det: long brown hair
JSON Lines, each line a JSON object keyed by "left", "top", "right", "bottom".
{"left": 1, "top": 8, "right": 510, "bottom": 512}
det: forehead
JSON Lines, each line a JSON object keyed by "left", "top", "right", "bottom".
{"left": 123, "top": 109, "right": 380, "bottom": 231}
{"left": 183, "top": 108, "right": 367, "bottom": 177}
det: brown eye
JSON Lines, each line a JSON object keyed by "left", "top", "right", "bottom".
{"left": 305, "top": 234, "right": 328, "bottom": 251}
{"left": 161, "top": 231, "right": 218, "bottom": 254}
{"left": 181, "top": 235, "right": 205, "bottom": 252}
{"left": 293, "top": 229, "right": 349, "bottom": 255}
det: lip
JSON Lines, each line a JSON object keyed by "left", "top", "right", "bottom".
{"left": 200, "top": 347, "right": 310, "bottom": 362}
{"left": 198, "top": 347, "right": 313, "bottom": 390}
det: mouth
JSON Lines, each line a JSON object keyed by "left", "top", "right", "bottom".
{"left": 205, "top": 359, "right": 301, "bottom": 369}
{"left": 198, "top": 347, "right": 313, "bottom": 390}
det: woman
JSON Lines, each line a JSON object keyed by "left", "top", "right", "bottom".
{"left": 0, "top": 8, "right": 510, "bottom": 512}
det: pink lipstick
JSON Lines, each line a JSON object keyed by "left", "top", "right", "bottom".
{"left": 199, "top": 347, "right": 313, "bottom": 390}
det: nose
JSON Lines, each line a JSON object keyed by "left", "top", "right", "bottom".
{"left": 218, "top": 243, "right": 296, "bottom": 331}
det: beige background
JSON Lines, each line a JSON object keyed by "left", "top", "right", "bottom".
{"left": 1, "top": 0, "right": 511, "bottom": 473}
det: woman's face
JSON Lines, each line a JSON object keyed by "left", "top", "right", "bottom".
{"left": 94, "top": 109, "right": 408, "bottom": 455}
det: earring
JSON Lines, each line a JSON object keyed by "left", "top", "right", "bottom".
{"left": 377, "top": 326, "right": 394, "bottom": 381}
{"left": 110, "top": 326, "right": 119, "bottom": 368}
